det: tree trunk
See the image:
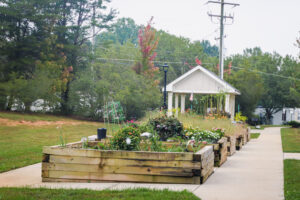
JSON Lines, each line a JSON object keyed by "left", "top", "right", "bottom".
{"left": 24, "top": 102, "right": 32, "bottom": 113}
{"left": 60, "top": 81, "right": 70, "bottom": 115}
{"left": 6, "top": 96, "right": 14, "bottom": 111}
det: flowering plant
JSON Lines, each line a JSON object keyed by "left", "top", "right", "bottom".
{"left": 110, "top": 126, "right": 141, "bottom": 150}
{"left": 148, "top": 116, "right": 184, "bottom": 141}
{"left": 126, "top": 119, "right": 139, "bottom": 129}
{"left": 184, "top": 127, "right": 224, "bottom": 144}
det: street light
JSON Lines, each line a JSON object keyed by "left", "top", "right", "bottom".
{"left": 160, "top": 63, "right": 169, "bottom": 110}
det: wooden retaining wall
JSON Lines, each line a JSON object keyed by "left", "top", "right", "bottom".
{"left": 247, "top": 127, "right": 251, "bottom": 142}
{"left": 212, "top": 137, "right": 228, "bottom": 167}
{"left": 236, "top": 135, "right": 243, "bottom": 150}
{"left": 42, "top": 145, "right": 214, "bottom": 184}
{"left": 226, "top": 135, "right": 236, "bottom": 156}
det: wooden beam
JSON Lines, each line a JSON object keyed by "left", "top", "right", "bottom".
{"left": 43, "top": 146, "right": 194, "bottom": 161}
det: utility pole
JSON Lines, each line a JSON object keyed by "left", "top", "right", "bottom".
{"left": 207, "top": 0, "right": 239, "bottom": 79}
{"left": 91, "top": 1, "right": 96, "bottom": 80}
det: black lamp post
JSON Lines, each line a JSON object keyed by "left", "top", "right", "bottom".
{"left": 160, "top": 63, "right": 169, "bottom": 110}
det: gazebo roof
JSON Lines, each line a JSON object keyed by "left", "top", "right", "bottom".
{"left": 166, "top": 65, "right": 240, "bottom": 95}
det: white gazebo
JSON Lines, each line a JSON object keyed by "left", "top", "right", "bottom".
{"left": 165, "top": 65, "right": 240, "bottom": 119}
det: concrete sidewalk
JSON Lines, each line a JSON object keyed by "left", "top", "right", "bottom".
{"left": 0, "top": 128, "right": 284, "bottom": 200}
{"left": 193, "top": 127, "right": 284, "bottom": 200}
{"left": 284, "top": 153, "right": 300, "bottom": 160}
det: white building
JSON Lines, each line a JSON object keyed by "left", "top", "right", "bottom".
{"left": 254, "top": 107, "right": 300, "bottom": 125}
{"left": 165, "top": 65, "right": 240, "bottom": 119}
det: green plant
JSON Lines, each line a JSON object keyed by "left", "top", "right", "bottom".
{"left": 149, "top": 133, "right": 166, "bottom": 152}
{"left": 148, "top": 116, "right": 184, "bottom": 141}
{"left": 184, "top": 127, "right": 223, "bottom": 144}
{"left": 287, "top": 121, "right": 300, "bottom": 128}
{"left": 235, "top": 112, "right": 248, "bottom": 122}
{"left": 82, "top": 137, "right": 88, "bottom": 149}
{"left": 138, "top": 124, "right": 149, "bottom": 133}
{"left": 110, "top": 126, "right": 141, "bottom": 150}
{"left": 57, "top": 127, "right": 67, "bottom": 147}
{"left": 167, "top": 145, "right": 185, "bottom": 152}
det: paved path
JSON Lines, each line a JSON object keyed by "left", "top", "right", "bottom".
{"left": 0, "top": 127, "right": 284, "bottom": 200}
{"left": 284, "top": 153, "right": 300, "bottom": 160}
{"left": 193, "top": 127, "right": 284, "bottom": 200}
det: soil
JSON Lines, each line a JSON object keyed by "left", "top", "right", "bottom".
{"left": 0, "top": 118, "right": 93, "bottom": 127}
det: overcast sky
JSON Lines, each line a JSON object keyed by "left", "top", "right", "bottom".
{"left": 109, "top": 0, "right": 300, "bottom": 58}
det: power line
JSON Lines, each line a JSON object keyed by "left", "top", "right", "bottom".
{"left": 231, "top": 66, "right": 300, "bottom": 82}
{"left": 96, "top": 45, "right": 217, "bottom": 66}
{"left": 95, "top": 56, "right": 300, "bottom": 82}
{"left": 207, "top": 0, "right": 240, "bottom": 80}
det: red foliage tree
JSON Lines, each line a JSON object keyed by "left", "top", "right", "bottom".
{"left": 133, "top": 17, "right": 159, "bottom": 79}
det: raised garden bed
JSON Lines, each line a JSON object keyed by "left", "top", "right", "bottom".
{"left": 226, "top": 135, "right": 236, "bottom": 156}
{"left": 246, "top": 127, "right": 251, "bottom": 142}
{"left": 236, "top": 135, "right": 243, "bottom": 150}
{"left": 211, "top": 137, "right": 228, "bottom": 167}
{"left": 42, "top": 142, "right": 214, "bottom": 184}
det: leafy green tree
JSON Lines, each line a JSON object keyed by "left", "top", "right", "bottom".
{"left": 69, "top": 42, "right": 161, "bottom": 120}
{"left": 97, "top": 18, "right": 140, "bottom": 45}
{"left": 0, "top": 0, "right": 68, "bottom": 111}
{"left": 53, "top": 0, "right": 116, "bottom": 114}
{"left": 226, "top": 61, "right": 264, "bottom": 118}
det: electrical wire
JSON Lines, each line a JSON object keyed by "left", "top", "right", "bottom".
{"left": 95, "top": 56, "right": 300, "bottom": 82}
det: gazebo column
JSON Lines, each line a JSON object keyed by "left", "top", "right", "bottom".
{"left": 180, "top": 94, "right": 186, "bottom": 114}
{"left": 175, "top": 93, "right": 179, "bottom": 117}
{"left": 167, "top": 92, "right": 173, "bottom": 117}
{"left": 229, "top": 94, "right": 235, "bottom": 120}
{"left": 225, "top": 94, "right": 230, "bottom": 113}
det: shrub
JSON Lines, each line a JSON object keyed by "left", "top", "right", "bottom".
{"left": 287, "top": 121, "right": 300, "bottom": 128}
{"left": 235, "top": 112, "right": 248, "bottom": 123}
{"left": 110, "top": 126, "right": 141, "bottom": 150}
{"left": 184, "top": 127, "right": 223, "bottom": 144}
{"left": 148, "top": 116, "right": 184, "bottom": 141}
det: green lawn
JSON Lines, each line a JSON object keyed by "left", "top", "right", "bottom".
{"left": 250, "top": 133, "right": 260, "bottom": 139}
{"left": 281, "top": 128, "right": 300, "bottom": 153}
{"left": 0, "top": 111, "right": 74, "bottom": 122}
{"left": 284, "top": 159, "right": 300, "bottom": 200}
{"left": 0, "top": 112, "right": 119, "bottom": 173}
{"left": 0, "top": 188, "right": 200, "bottom": 200}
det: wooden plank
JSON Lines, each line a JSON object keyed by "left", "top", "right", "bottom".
{"left": 45, "top": 170, "right": 200, "bottom": 184}
{"left": 217, "top": 137, "right": 227, "bottom": 144}
{"left": 49, "top": 155, "right": 201, "bottom": 169}
{"left": 201, "top": 166, "right": 214, "bottom": 184}
{"left": 43, "top": 146, "right": 194, "bottom": 161}
{"left": 42, "top": 177, "right": 122, "bottom": 183}
{"left": 201, "top": 155, "right": 214, "bottom": 176}
{"left": 212, "top": 143, "right": 219, "bottom": 151}
{"left": 202, "top": 153, "right": 214, "bottom": 167}
{"left": 193, "top": 146, "right": 213, "bottom": 162}
{"left": 42, "top": 162, "right": 193, "bottom": 177}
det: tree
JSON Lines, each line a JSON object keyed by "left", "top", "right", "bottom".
{"left": 97, "top": 18, "right": 140, "bottom": 45}
{"left": 69, "top": 42, "right": 161, "bottom": 120}
{"left": 226, "top": 61, "right": 264, "bottom": 118}
{"left": 0, "top": 0, "right": 68, "bottom": 111}
{"left": 132, "top": 17, "right": 159, "bottom": 80}
{"left": 53, "top": 0, "right": 116, "bottom": 114}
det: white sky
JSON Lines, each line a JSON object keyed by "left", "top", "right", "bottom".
{"left": 110, "top": 0, "right": 300, "bottom": 58}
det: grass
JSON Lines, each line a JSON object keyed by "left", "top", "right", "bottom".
{"left": 0, "top": 111, "right": 119, "bottom": 173}
{"left": 0, "top": 111, "right": 74, "bottom": 122}
{"left": 281, "top": 128, "right": 300, "bottom": 153}
{"left": 250, "top": 133, "right": 260, "bottom": 139}
{"left": 0, "top": 188, "right": 201, "bottom": 200}
{"left": 284, "top": 159, "right": 300, "bottom": 200}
